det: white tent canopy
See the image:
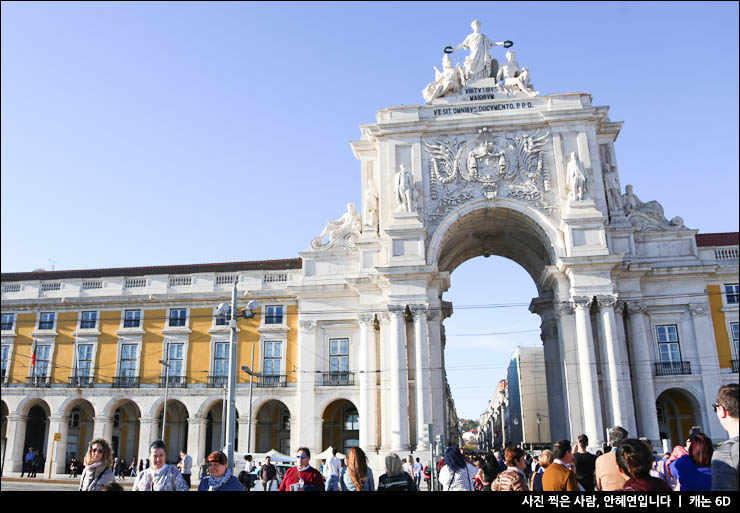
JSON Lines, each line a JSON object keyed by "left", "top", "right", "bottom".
{"left": 315, "top": 446, "right": 346, "bottom": 460}
{"left": 264, "top": 449, "right": 294, "bottom": 463}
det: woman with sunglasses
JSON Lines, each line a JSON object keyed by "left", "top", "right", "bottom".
{"left": 197, "top": 451, "right": 243, "bottom": 491}
{"left": 79, "top": 438, "right": 115, "bottom": 491}
{"left": 132, "top": 440, "right": 190, "bottom": 491}
{"left": 278, "top": 447, "right": 325, "bottom": 491}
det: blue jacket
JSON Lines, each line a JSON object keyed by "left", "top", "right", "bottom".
{"left": 198, "top": 475, "right": 244, "bottom": 491}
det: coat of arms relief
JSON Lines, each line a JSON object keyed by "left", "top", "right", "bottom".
{"left": 423, "top": 127, "right": 559, "bottom": 229}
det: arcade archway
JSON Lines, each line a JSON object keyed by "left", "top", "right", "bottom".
{"left": 255, "top": 400, "right": 291, "bottom": 454}
{"left": 155, "top": 399, "right": 189, "bottom": 464}
{"left": 322, "top": 399, "right": 359, "bottom": 455}
{"left": 656, "top": 388, "right": 701, "bottom": 447}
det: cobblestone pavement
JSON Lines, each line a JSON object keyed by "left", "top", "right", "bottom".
{"left": 1, "top": 478, "right": 102, "bottom": 491}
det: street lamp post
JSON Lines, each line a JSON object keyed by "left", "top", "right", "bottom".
{"left": 536, "top": 413, "right": 542, "bottom": 445}
{"left": 242, "top": 359, "right": 262, "bottom": 455}
{"left": 223, "top": 282, "right": 238, "bottom": 467}
{"left": 159, "top": 341, "right": 171, "bottom": 442}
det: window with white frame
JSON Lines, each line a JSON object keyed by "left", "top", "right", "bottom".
{"left": 656, "top": 325, "right": 681, "bottom": 362}
{"left": 123, "top": 310, "right": 141, "bottom": 328}
{"left": 329, "top": 338, "right": 349, "bottom": 373}
{"left": 265, "top": 305, "right": 283, "bottom": 325}
{"left": 344, "top": 408, "right": 359, "bottom": 430}
{"left": 169, "top": 309, "right": 187, "bottom": 327}
{"left": 39, "top": 312, "right": 55, "bottom": 330}
{"left": 726, "top": 284, "right": 740, "bottom": 305}
{"left": 1, "top": 345, "right": 10, "bottom": 380}
{"left": 166, "top": 343, "right": 184, "bottom": 376}
{"left": 263, "top": 341, "right": 282, "bottom": 375}
{"left": 213, "top": 342, "right": 229, "bottom": 376}
{"left": 120, "top": 344, "right": 137, "bottom": 378}
{"left": 1, "top": 313, "right": 14, "bottom": 331}
{"left": 281, "top": 408, "right": 290, "bottom": 430}
{"left": 731, "top": 322, "right": 739, "bottom": 358}
{"left": 70, "top": 408, "right": 81, "bottom": 428}
{"left": 80, "top": 311, "right": 97, "bottom": 330}
{"left": 34, "top": 345, "right": 51, "bottom": 377}
{"left": 76, "top": 344, "right": 94, "bottom": 379}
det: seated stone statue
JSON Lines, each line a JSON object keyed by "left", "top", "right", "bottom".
{"left": 621, "top": 184, "right": 685, "bottom": 231}
{"left": 422, "top": 54, "right": 465, "bottom": 104}
{"left": 495, "top": 51, "right": 538, "bottom": 97}
{"left": 311, "top": 203, "right": 362, "bottom": 250}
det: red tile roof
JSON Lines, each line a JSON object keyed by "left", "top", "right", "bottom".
{"left": 695, "top": 232, "right": 739, "bottom": 247}
{"left": 1, "top": 258, "right": 302, "bottom": 282}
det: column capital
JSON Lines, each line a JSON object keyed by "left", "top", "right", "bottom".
{"left": 357, "top": 313, "right": 375, "bottom": 326}
{"left": 387, "top": 305, "right": 406, "bottom": 318}
{"left": 627, "top": 301, "right": 646, "bottom": 314}
{"left": 426, "top": 308, "right": 441, "bottom": 321}
{"left": 596, "top": 295, "right": 618, "bottom": 309}
{"left": 614, "top": 301, "right": 627, "bottom": 315}
{"left": 48, "top": 415, "right": 70, "bottom": 423}
{"left": 92, "top": 416, "right": 113, "bottom": 423}
{"left": 299, "top": 320, "right": 316, "bottom": 332}
{"left": 377, "top": 311, "right": 391, "bottom": 324}
{"left": 572, "top": 296, "right": 593, "bottom": 310}
{"left": 410, "top": 304, "right": 428, "bottom": 319}
{"left": 556, "top": 301, "right": 574, "bottom": 316}
{"left": 188, "top": 417, "right": 208, "bottom": 426}
{"left": 139, "top": 416, "right": 158, "bottom": 425}
{"left": 7, "top": 415, "right": 28, "bottom": 423}
{"left": 690, "top": 303, "right": 710, "bottom": 316}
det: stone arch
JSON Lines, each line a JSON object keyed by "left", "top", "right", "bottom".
{"left": 254, "top": 399, "right": 291, "bottom": 454}
{"left": 1, "top": 400, "right": 8, "bottom": 439}
{"left": 102, "top": 396, "right": 142, "bottom": 418}
{"left": 110, "top": 401, "right": 141, "bottom": 464}
{"left": 321, "top": 398, "right": 359, "bottom": 455}
{"left": 198, "top": 397, "right": 240, "bottom": 456}
{"left": 655, "top": 386, "right": 703, "bottom": 448}
{"left": 151, "top": 399, "right": 190, "bottom": 464}
{"left": 60, "top": 398, "right": 96, "bottom": 462}
{"left": 16, "top": 396, "right": 52, "bottom": 417}
{"left": 427, "top": 198, "right": 565, "bottom": 285}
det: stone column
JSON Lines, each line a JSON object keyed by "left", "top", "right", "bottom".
{"left": 556, "top": 302, "right": 581, "bottom": 439}
{"left": 296, "top": 320, "right": 317, "bottom": 456}
{"left": 314, "top": 418, "right": 323, "bottom": 463}
{"left": 613, "top": 302, "right": 637, "bottom": 436}
{"left": 625, "top": 302, "right": 661, "bottom": 445}
{"left": 572, "top": 296, "right": 605, "bottom": 449}
{"left": 597, "top": 295, "right": 629, "bottom": 429}
{"left": 531, "top": 298, "right": 568, "bottom": 442}
{"left": 234, "top": 417, "right": 248, "bottom": 454}
{"left": 137, "top": 416, "right": 158, "bottom": 464}
{"left": 358, "top": 313, "right": 377, "bottom": 451}
{"left": 6, "top": 414, "right": 28, "bottom": 473}
{"left": 92, "top": 416, "right": 114, "bottom": 442}
{"left": 411, "top": 305, "right": 432, "bottom": 451}
{"left": 388, "top": 305, "right": 410, "bottom": 451}
{"left": 427, "top": 309, "right": 445, "bottom": 443}
{"left": 187, "top": 418, "right": 207, "bottom": 467}
{"left": 689, "top": 303, "right": 724, "bottom": 440}
{"left": 249, "top": 418, "right": 258, "bottom": 453}
{"left": 44, "top": 415, "right": 70, "bottom": 475}
{"left": 378, "top": 312, "right": 391, "bottom": 450}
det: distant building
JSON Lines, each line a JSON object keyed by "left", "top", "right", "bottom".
{"left": 506, "top": 347, "right": 550, "bottom": 448}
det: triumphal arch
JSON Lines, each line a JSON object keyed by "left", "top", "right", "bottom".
{"left": 299, "top": 19, "right": 724, "bottom": 455}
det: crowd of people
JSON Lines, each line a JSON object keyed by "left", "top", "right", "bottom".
{"left": 15, "top": 383, "right": 738, "bottom": 492}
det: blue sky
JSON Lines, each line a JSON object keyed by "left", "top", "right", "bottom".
{"left": 2, "top": 1, "right": 738, "bottom": 419}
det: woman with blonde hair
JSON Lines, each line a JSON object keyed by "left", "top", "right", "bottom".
{"left": 338, "top": 447, "right": 375, "bottom": 491}
{"left": 530, "top": 449, "right": 552, "bottom": 491}
{"left": 377, "top": 453, "right": 417, "bottom": 491}
{"left": 79, "top": 438, "right": 115, "bottom": 491}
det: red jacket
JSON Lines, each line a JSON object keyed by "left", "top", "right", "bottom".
{"left": 278, "top": 465, "right": 325, "bottom": 491}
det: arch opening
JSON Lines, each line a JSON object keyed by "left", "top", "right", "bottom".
{"left": 321, "top": 399, "right": 358, "bottom": 455}
{"left": 255, "top": 400, "right": 291, "bottom": 455}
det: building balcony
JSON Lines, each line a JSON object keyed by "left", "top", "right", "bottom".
{"left": 207, "top": 375, "right": 228, "bottom": 388}
{"left": 26, "top": 376, "right": 51, "bottom": 387}
{"left": 68, "top": 376, "right": 95, "bottom": 388}
{"left": 320, "top": 372, "right": 354, "bottom": 386}
{"left": 113, "top": 376, "right": 140, "bottom": 388}
{"left": 732, "top": 359, "right": 739, "bottom": 374}
{"left": 159, "top": 376, "right": 188, "bottom": 388}
{"left": 654, "top": 361, "right": 692, "bottom": 376}
{"left": 256, "top": 375, "right": 288, "bottom": 388}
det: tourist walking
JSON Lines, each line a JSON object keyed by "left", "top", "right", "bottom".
{"left": 79, "top": 438, "right": 115, "bottom": 491}
{"left": 132, "top": 440, "right": 189, "bottom": 491}
{"left": 711, "top": 383, "right": 739, "bottom": 491}
{"left": 669, "top": 433, "right": 713, "bottom": 491}
{"left": 413, "top": 457, "right": 423, "bottom": 489}
{"left": 179, "top": 450, "right": 193, "bottom": 487}
{"left": 21, "top": 447, "right": 34, "bottom": 477}
{"left": 129, "top": 458, "right": 138, "bottom": 478}
{"left": 30, "top": 450, "right": 41, "bottom": 478}
{"left": 573, "top": 434, "right": 597, "bottom": 491}
{"left": 279, "top": 447, "right": 325, "bottom": 491}
{"left": 377, "top": 453, "right": 417, "bottom": 491}
{"left": 259, "top": 455, "right": 278, "bottom": 491}
{"left": 339, "top": 447, "right": 375, "bottom": 491}
{"left": 542, "top": 440, "right": 578, "bottom": 491}
{"left": 530, "top": 450, "right": 552, "bottom": 491}
{"left": 438, "top": 446, "right": 477, "bottom": 491}
{"left": 491, "top": 446, "right": 529, "bottom": 491}
{"left": 403, "top": 455, "right": 414, "bottom": 478}
{"left": 595, "top": 426, "right": 629, "bottom": 490}
{"left": 198, "top": 451, "right": 243, "bottom": 491}
{"left": 199, "top": 458, "right": 209, "bottom": 479}
{"left": 615, "top": 439, "right": 672, "bottom": 491}
{"left": 324, "top": 448, "right": 342, "bottom": 491}
{"left": 69, "top": 456, "right": 79, "bottom": 478}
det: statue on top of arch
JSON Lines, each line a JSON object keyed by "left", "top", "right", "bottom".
{"left": 422, "top": 20, "right": 539, "bottom": 104}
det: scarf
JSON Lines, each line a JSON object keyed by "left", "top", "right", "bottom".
{"left": 207, "top": 467, "right": 232, "bottom": 490}
{"left": 80, "top": 461, "right": 106, "bottom": 491}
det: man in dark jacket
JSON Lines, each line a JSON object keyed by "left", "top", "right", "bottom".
{"left": 573, "top": 434, "right": 597, "bottom": 491}
{"left": 260, "top": 456, "right": 278, "bottom": 491}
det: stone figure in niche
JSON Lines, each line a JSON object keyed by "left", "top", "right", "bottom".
{"left": 495, "top": 51, "right": 539, "bottom": 97}
{"left": 566, "top": 152, "right": 587, "bottom": 201}
{"left": 363, "top": 175, "right": 379, "bottom": 228}
{"left": 422, "top": 54, "right": 465, "bottom": 104}
{"left": 600, "top": 146, "right": 622, "bottom": 212}
{"left": 621, "top": 185, "right": 685, "bottom": 231}
{"left": 450, "top": 20, "right": 509, "bottom": 82}
{"left": 312, "top": 203, "right": 362, "bottom": 249}
{"left": 394, "top": 164, "right": 417, "bottom": 213}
